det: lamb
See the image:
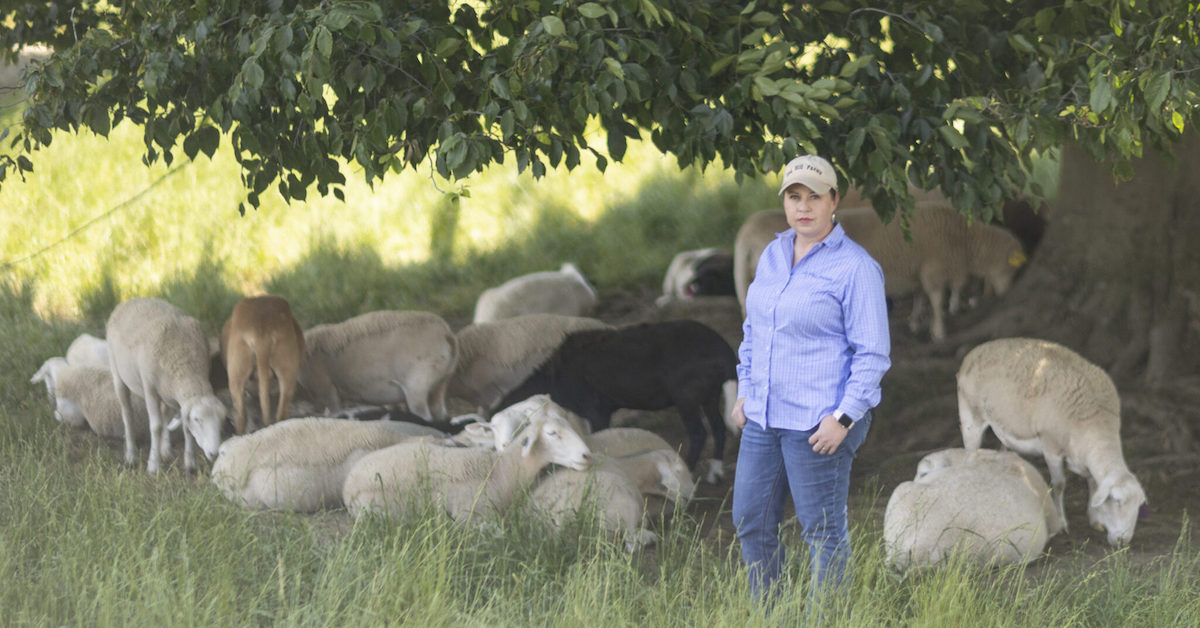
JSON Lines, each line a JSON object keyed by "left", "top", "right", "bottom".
{"left": 473, "top": 263, "right": 598, "bottom": 324}
{"left": 220, "top": 295, "right": 306, "bottom": 434}
{"left": 210, "top": 417, "right": 448, "bottom": 512}
{"left": 657, "top": 248, "right": 735, "bottom": 306}
{"left": 497, "top": 319, "right": 738, "bottom": 483}
{"left": 530, "top": 449, "right": 695, "bottom": 551}
{"left": 65, "top": 333, "right": 110, "bottom": 370}
{"left": 342, "top": 397, "right": 592, "bottom": 521}
{"left": 30, "top": 359, "right": 152, "bottom": 441}
{"left": 484, "top": 395, "right": 593, "bottom": 447}
{"left": 106, "top": 297, "right": 227, "bottom": 474}
{"left": 884, "top": 447, "right": 1062, "bottom": 571}
{"left": 298, "top": 310, "right": 457, "bottom": 422}
{"left": 448, "top": 314, "right": 612, "bottom": 414}
{"left": 957, "top": 337, "right": 1147, "bottom": 546}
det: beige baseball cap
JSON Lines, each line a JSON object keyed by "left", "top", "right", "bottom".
{"left": 778, "top": 155, "right": 838, "bottom": 196}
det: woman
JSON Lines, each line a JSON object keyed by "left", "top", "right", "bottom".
{"left": 731, "top": 154, "right": 891, "bottom": 604}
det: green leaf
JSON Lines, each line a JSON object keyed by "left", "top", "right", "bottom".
{"left": 1171, "top": 110, "right": 1185, "bottom": 134}
{"left": 196, "top": 126, "right": 220, "bottom": 158}
{"left": 608, "top": 128, "right": 627, "bottom": 160}
{"left": 501, "top": 110, "right": 515, "bottom": 140}
{"left": 1008, "top": 34, "right": 1035, "bottom": 54}
{"left": 1144, "top": 71, "right": 1171, "bottom": 111}
{"left": 315, "top": 26, "right": 333, "bottom": 59}
{"left": 1089, "top": 76, "right": 1113, "bottom": 114}
{"left": 839, "top": 55, "right": 873, "bottom": 78}
{"left": 491, "top": 76, "right": 512, "bottom": 100}
{"left": 436, "top": 37, "right": 462, "bottom": 57}
{"left": 709, "top": 55, "right": 736, "bottom": 76}
{"left": 845, "top": 126, "right": 865, "bottom": 165}
{"left": 938, "top": 125, "right": 969, "bottom": 149}
{"left": 541, "top": 16, "right": 566, "bottom": 37}
{"left": 603, "top": 58, "right": 624, "bottom": 80}
{"left": 578, "top": 3, "right": 607, "bottom": 18}
{"left": 242, "top": 59, "right": 264, "bottom": 90}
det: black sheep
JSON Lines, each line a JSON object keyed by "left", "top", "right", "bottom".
{"left": 498, "top": 320, "right": 737, "bottom": 482}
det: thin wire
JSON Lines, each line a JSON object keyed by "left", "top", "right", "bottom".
{"left": 0, "top": 159, "right": 192, "bottom": 271}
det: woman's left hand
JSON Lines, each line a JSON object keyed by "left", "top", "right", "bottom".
{"left": 808, "top": 414, "right": 850, "bottom": 456}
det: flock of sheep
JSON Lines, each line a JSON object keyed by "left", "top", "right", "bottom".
{"left": 29, "top": 188, "right": 1148, "bottom": 567}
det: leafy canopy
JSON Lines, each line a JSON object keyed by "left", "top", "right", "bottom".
{"left": 2, "top": 0, "right": 1197, "bottom": 220}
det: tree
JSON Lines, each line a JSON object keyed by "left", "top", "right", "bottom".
{"left": 2, "top": 1, "right": 1199, "bottom": 385}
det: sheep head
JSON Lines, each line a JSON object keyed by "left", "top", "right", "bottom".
{"left": 179, "top": 395, "right": 227, "bottom": 461}
{"left": 517, "top": 403, "right": 592, "bottom": 471}
{"left": 653, "top": 453, "right": 695, "bottom": 504}
{"left": 1088, "top": 470, "right": 1146, "bottom": 546}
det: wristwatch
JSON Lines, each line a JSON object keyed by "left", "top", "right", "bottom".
{"left": 834, "top": 411, "right": 853, "bottom": 429}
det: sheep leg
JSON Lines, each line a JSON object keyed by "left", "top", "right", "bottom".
{"left": 701, "top": 393, "right": 728, "bottom": 483}
{"left": 957, "top": 387, "right": 987, "bottom": 450}
{"left": 112, "top": 375, "right": 139, "bottom": 466}
{"left": 675, "top": 401, "right": 708, "bottom": 472}
{"left": 158, "top": 402, "right": 174, "bottom": 460}
{"left": 255, "top": 344, "right": 274, "bottom": 429}
{"left": 225, "top": 338, "right": 253, "bottom": 434}
{"left": 907, "top": 296, "right": 925, "bottom": 334}
{"left": 181, "top": 419, "right": 196, "bottom": 473}
{"left": 1044, "top": 452, "right": 1070, "bottom": 533}
{"left": 920, "top": 270, "right": 947, "bottom": 342}
{"left": 142, "top": 388, "right": 166, "bottom": 474}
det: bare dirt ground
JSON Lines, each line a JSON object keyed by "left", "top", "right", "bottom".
{"left": 603, "top": 287, "right": 1200, "bottom": 571}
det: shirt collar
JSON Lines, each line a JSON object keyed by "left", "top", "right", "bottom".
{"left": 775, "top": 222, "right": 849, "bottom": 250}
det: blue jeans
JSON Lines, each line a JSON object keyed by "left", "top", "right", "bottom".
{"left": 731, "top": 413, "right": 872, "bottom": 603}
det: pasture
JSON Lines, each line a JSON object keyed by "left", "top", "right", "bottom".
{"left": 2, "top": 104, "right": 1199, "bottom": 625}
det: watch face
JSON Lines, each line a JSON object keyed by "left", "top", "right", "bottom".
{"left": 838, "top": 415, "right": 854, "bottom": 428}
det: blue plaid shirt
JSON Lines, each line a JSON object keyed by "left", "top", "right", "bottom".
{"left": 737, "top": 222, "right": 891, "bottom": 431}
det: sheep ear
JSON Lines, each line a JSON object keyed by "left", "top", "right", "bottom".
{"left": 463, "top": 423, "right": 494, "bottom": 438}
{"left": 1090, "top": 474, "right": 1119, "bottom": 509}
{"left": 167, "top": 416, "right": 183, "bottom": 431}
{"left": 520, "top": 432, "right": 538, "bottom": 458}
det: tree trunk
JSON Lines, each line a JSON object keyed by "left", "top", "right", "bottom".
{"left": 980, "top": 132, "right": 1200, "bottom": 388}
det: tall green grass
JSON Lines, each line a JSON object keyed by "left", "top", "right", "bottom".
{"left": 1, "top": 100, "right": 1195, "bottom": 626}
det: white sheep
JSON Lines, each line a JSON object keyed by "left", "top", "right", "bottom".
{"left": 884, "top": 447, "right": 1062, "bottom": 571}
{"left": 210, "top": 417, "right": 448, "bottom": 512}
{"left": 342, "top": 398, "right": 593, "bottom": 522}
{"left": 448, "top": 314, "right": 612, "bottom": 414}
{"left": 30, "top": 356, "right": 70, "bottom": 403}
{"left": 472, "top": 263, "right": 598, "bottom": 324}
{"left": 106, "top": 297, "right": 227, "bottom": 474}
{"left": 957, "top": 337, "right": 1146, "bottom": 546}
{"left": 49, "top": 362, "right": 152, "bottom": 441}
{"left": 530, "top": 449, "right": 694, "bottom": 551}
{"left": 486, "top": 395, "right": 593, "bottom": 448}
{"left": 585, "top": 426, "right": 676, "bottom": 459}
{"left": 221, "top": 295, "right": 306, "bottom": 434}
{"left": 299, "top": 310, "right": 458, "bottom": 422}
{"left": 65, "top": 333, "right": 110, "bottom": 370}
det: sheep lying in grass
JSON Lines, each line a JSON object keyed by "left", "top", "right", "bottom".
{"left": 299, "top": 310, "right": 457, "bottom": 422}
{"left": 530, "top": 449, "right": 695, "bottom": 551}
{"left": 448, "top": 314, "right": 612, "bottom": 414}
{"left": 65, "top": 333, "right": 110, "bottom": 370}
{"left": 957, "top": 337, "right": 1147, "bottom": 546}
{"left": 884, "top": 448, "right": 1062, "bottom": 571}
{"left": 30, "top": 359, "right": 151, "bottom": 441}
{"left": 221, "top": 295, "right": 306, "bottom": 434}
{"left": 657, "top": 248, "right": 735, "bottom": 306}
{"left": 211, "top": 417, "right": 447, "bottom": 512}
{"left": 342, "top": 398, "right": 592, "bottom": 522}
{"left": 107, "top": 297, "right": 227, "bottom": 474}
{"left": 498, "top": 320, "right": 737, "bottom": 483}
{"left": 473, "top": 263, "right": 598, "bottom": 324}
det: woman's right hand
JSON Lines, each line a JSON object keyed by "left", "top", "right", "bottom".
{"left": 732, "top": 397, "right": 747, "bottom": 430}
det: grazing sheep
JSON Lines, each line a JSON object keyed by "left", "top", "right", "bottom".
{"left": 657, "top": 248, "right": 735, "bottom": 306}
{"left": 473, "top": 263, "right": 598, "bottom": 324}
{"left": 531, "top": 449, "right": 695, "bottom": 551}
{"left": 957, "top": 338, "right": 1147, "bottom": 546}
{"left": 211, "top": 417, "right": 447, "bottom": 512}
{"left": 884, "top": 448, "right": 1061, "bottom": 571}
{"left": 734, "top": 204, "right": 1025, "bottom": 340}
{"left": 299, "top": 310, "right": 457, "bottom": 422}
{"left": 221, "top": 295, "right": 306, "bottom": 434}
{"left": 448, "top": 314, "right": 612, "bottom": 414}
{"left": 342, "top": 398, "right": 593, "bottom": 522}
{"left": 106, "top": 297, "right": 227, "bottom": 474}
{"left": 498, "top": 319, "right": 737, "bottom": 483}
{"left": 65, "top": 333, "right": 110, "bottom": 370}
{"left": 30, "top": 360, "right": 152, "bottom": 441}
